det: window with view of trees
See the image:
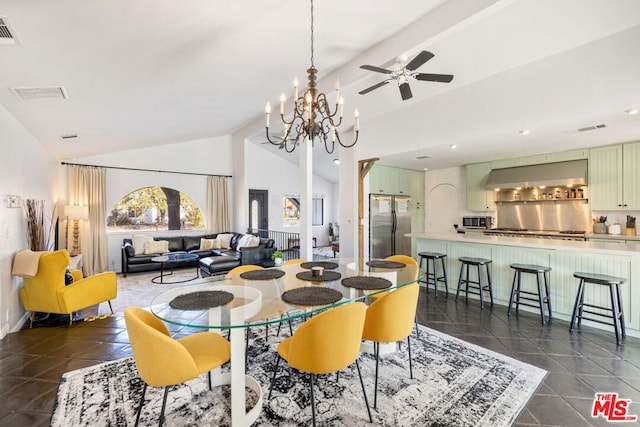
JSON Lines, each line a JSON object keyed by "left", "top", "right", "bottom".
{"left": 107, "top": 186, "right": 204, "bottom": 231}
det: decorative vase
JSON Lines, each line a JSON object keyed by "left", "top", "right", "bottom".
{"left": 274, "top": 258, "right": 283, "bottom": 266}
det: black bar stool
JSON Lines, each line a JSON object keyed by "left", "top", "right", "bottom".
{"left": 570, "top": 272, "right": 626, "bottom": 345}
{"left": 455, "top": 257, "right": 493, "bottom": 309}
{"left": 508, "top": 264, "right": 552, "bottom": 324}
{"left": 418, "top": 252, "right": 448, "bottom": 298}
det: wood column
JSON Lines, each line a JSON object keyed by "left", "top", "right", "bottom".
{"left": 358, "top": 157, "right": 379, "bottom": 269}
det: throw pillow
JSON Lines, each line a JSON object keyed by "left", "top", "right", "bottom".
{"left": 237, "top": 234, "right": 260, "bottom": 249}
{"left": 200, "top": 238, "right": 220, "bottom": 250}
{"left": 64, "top": 269, "right": 74, "bottom": 286}
{"left": 143, "top": 240, "right": 169, "bottom": 255}
{"left": 132, "top": 234, "right": 154, "bottom": 256}
{"left": 216, "top": 233, "right": 234, "bottom": 250}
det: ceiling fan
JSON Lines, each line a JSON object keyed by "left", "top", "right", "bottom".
{"left": 359, "top": 50, "right": 454, "bottom": 101}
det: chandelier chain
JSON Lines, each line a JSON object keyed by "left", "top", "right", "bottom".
{"left": 310, "top": 0, "right": 314, "bottom": 67}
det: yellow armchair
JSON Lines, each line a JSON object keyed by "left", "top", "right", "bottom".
{"left": 18, "top": 250, "right": 117, "bottom": 326}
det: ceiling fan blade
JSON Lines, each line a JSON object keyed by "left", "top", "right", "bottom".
{"left": 360, "top": 64, "right": 393, "bottom": 74}
{"left": 414, "top": 73, "right": 454, "bottom": 83}
{"left": 405, "top": 50, "right": 434, "bottom": 71}
{"left": 399, "top": 82, "right": 413, "bottom": 100}
{"left": 358, "top": 80, "right": 390, "bottom": 95}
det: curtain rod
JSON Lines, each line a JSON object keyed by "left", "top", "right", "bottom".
{"left": 61, "top": 162, "right": 232, "bottom": 178}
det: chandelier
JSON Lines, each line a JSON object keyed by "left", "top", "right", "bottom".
{"left": 264, "top": 0, "right": 359, "bottom": 154}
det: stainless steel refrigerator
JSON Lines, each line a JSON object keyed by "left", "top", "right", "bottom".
{"left": 369, "top": 194, "right": 412, "bottom": 258}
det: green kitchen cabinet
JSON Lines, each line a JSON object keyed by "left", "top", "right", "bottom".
{"left": 590, "top": 142, "right": 640, "bottom": 210}
{"left": 466, "top": 162, "right": 496, "bottom": 211}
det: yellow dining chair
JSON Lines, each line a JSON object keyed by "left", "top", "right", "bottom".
{"left": 225, "top": 264, "right": 263, "bottom": 277}
{"left": 226, "top": 264, "right": 291, "bottom": 361}
{"left": 124, "top": 306, "right": 230, "bottom": 426}
{"left": 368, "top": 254, "right": 420, "bottom": 337}
{"left": 362, "top": 282, "right": 419, "bottom": 409}
{"left": 369, "top": 255, "right": 419, "bottom": 300}
{"left": 283, "top": 258, "right": 305, "bottom": 265}
{"left": 17, "top": 249, "right": 117, "bottom": 327}
{"left": 268, "top": 302, "right": 372, "bottom": 426}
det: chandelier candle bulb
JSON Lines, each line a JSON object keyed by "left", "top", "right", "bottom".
{"left": 265, "top": 102, "right": 271, "bottom": 127}
{"left": 355, "top": 109, "right": 360, "bottom": 131}
{"left": 339, "top": 96, "right": 344, "bottom": 117}
{"left": 294, "top": 78, "right": 299, "bottom": 99}
{"left": 280, "top": 94, "right": 285, "bottom": 114}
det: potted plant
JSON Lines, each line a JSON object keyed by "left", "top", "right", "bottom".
{"left": 272, "top": 250, "right": 284, "bottom": 266}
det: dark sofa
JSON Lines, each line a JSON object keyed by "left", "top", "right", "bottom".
{"left": 121, "top": 232, "right": 275, "bottom": 277}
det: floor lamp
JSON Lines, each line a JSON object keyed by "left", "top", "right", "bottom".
{"left": 64, "top": 205, "right": 89, "bottom": 256}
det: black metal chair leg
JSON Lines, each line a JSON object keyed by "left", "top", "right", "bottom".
{"left": 135, "top": 382, "right": 147, "bottom": 427}
{"left": 355, "top": 359, "right": 373, "bottom": 423}
{"left": 207, "top": 371, "right": 212, "bottom": 390}
{"left": 407, "top": 335, "right": 413, "bottom": 379}
{"left": 374, "top": 342, "right": 380, "bottom": 410}
{"left": 159, "top": 386, "right": 169, "bottom": 427}
{"left": 309, "top": 373, "right": 316, "bottom": 427}
{"left": 268, "top": 354, "right": 281, "bottom": 400}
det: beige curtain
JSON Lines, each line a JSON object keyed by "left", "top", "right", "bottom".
{"left": 68, "top": 165, "right": 107, "bottom": 275}
{"left": 206, "top": 176, "right": 230, "bottom": 233}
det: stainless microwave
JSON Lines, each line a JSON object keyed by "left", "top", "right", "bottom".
{"left": 463, "top": 216, "right": 491, "bottom": 229}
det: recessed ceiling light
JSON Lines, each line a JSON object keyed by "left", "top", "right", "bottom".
{"left": 423, "top": 167, "right": 429, "bottom": 171}
{"left": 518, "top": 129, "right": 530, "bottom": 135}
{"left": 449, "top": 144, "right": 457, "bottom": 149}
{"left": 625, "top": 107, "right": 639, "bottom": 115}
{"left": 333, "top": 159, "right": 340, "bottom": 165}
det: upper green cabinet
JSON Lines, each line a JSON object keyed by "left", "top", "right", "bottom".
{"left": 466, "top": 162, "right": 496, "bottom": 211}
{"left": 368, "top": 165, "right": 423, "bottom": 197}
{"left": 589, "top": 142, "right": 640, "bottom": 210}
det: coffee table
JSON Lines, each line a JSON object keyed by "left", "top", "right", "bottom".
{"left": 150, "top": 252, "right": 199, "bottom": 284}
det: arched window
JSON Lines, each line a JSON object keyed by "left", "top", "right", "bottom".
{"left": 107, "top": 186, "right": 204, "bottom": 231}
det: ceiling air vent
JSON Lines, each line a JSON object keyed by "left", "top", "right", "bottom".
{"left": 414, "top": 155, "right": 432, "bottom": 160}
{"left": 0, "top": 17, "right": 20, "bottom": 46}
{"left": 577, "top": 123, "right": 606, "bottom": 132}
{"left": 61, "top": 134, "right": 78, "bottom": 140}
{"left": 10, "top": 86, "right": 69, "bottom": 100}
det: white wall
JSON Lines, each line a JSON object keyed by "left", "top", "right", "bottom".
{"left": 71, "top": 136, "right": 233, "bottom": 272}
{"left": 0, "top": 105, "right": 59, "bottom": 336}
{"left": 245, "top": 144, "right": 336, "bottom": 247}
{"left": 425, "top": 166, "right": 468, "bottom": 233}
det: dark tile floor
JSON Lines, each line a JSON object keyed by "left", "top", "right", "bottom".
{"left": 2, "top": 286, "right": 640, "bottom": 426}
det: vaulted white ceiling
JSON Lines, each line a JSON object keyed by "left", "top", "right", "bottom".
{"left": 1, "top": 0, "right": 639, "bottom": 183}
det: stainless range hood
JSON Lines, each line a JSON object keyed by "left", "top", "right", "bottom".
{"left": 485, "top": 159, "right": 587, "bottom": 190}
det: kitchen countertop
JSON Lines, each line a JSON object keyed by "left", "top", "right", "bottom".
{"left": 407, "top": 232, "right": 640, "bottom": 255}
{"left": 585, "top": 233, "right": 640, "bottom": 241}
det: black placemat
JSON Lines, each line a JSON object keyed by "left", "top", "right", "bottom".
{"left": 296, "top": 270, "right": 342, "bottom": 282}
{"left": 239, "top": 269, "right": 285, "bottom": 280}
{"left": 366, "top": 260, "right": 406, "bottom": 269}
{"left": 169, "top": 290, "right": 234, "bottom": 310}
{"left": 281, "top": 287, "right": 343, "bottom": 306}
{"left": 341, "top": 276, "right": 392, "bottom": 290}
{"left": 300, "top": 261, "right": 339, "bottom": 270}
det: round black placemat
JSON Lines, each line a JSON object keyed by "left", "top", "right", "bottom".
{"left": 296, "top": 270, "right": 342, "bottom": 282}
{"left": 239, "top": 269, "right": 285, "bottom": 280}
{"left": 366, "top": 260, "right": 406, "bottom": 269}
{"left": 169, "top": 290, "right": 234, "bottom": 310}
{"left": 281, "top": 287, "right": 343, "bottom": 306}
{"left": 300, "top": 261, "right": 339, "bottom": 270}
{"left": 341, "top": 276, "right": 392, "bottom": 290}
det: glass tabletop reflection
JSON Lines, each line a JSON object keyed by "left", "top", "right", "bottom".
{"left": 149, "top": 257, "right": 417, "bottom": 329}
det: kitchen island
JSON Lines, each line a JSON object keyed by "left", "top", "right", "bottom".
{"left": 408, "top": 232, "right": 640, "bottom": 337}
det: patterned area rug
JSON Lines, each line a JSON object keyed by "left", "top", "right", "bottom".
{"left": 51, "top": 324, "right": 546, "bottom": 426}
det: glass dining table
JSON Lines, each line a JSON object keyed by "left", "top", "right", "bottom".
{"left": 149, "top": 257, "right": 417, "bottom": 427}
